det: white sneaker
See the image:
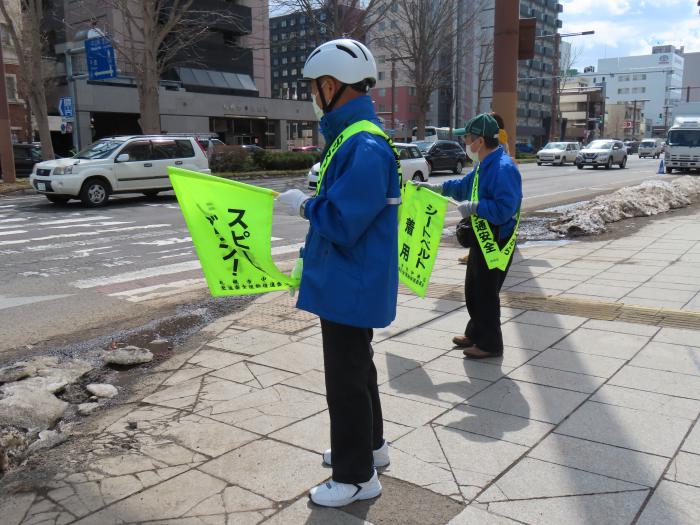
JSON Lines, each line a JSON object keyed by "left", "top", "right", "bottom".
{"left": 322, "top": 440, "right": 390, "bottom": 467}
{"left": 309, "top": 469, "right": 382, "bottom": 507}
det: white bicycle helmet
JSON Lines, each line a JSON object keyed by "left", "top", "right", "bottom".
{"left": 303, "top": 38, "right": 377, "bottom": 87}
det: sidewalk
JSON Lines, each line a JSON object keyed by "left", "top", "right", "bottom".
{"left": 3, "top": 209, "right": 700, "bottom": 525}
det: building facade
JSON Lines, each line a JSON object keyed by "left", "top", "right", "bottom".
{"left": 1, "top": 0, "right": 32, "bottom": 143}
{"left": 516, "top": 0, "right": 563, "bottom": 147}
{"left": 597, "top": 45, "right": 685, "bottom": 138}
{"left": 44, "top": 0, "right": 312, "bottom": 154}
{"left": 681, "top": 51, "right": 700, "bottom": 104}
{"left": 559, "top": 76, "right": 604, "bottom": 142}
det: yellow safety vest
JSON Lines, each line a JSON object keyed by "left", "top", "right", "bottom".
{"left": 315, "top": 120, "right": 402, "bottom": 203}
{"left": 470, "top": 165, "right": 520, "bottom": 271}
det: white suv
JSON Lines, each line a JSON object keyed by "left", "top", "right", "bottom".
{"left": 307, "top": 142, "right": 431, "bottom": 190}
{"left": 536, "top": 142, "right": 580, "bottom": 165}
{"left": 638, "top": 138, "right": 664, "bottom": 159}
{"left": 30, "top": 135, "right": 210, "bottom": 206}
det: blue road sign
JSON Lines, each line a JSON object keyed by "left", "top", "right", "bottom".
{"left": 59, "top": 97, "right": 74, "bottom": 117}
{"left": 85, "top": 37, "right": 117, "bottom": 81}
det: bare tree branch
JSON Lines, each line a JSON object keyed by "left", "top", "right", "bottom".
{"left": 0, "top": 0, "right": 55, "bottom": 159}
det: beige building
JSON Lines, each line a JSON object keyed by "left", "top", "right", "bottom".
{"left": 605, "top": 102, "right": 645, "bottom": 140}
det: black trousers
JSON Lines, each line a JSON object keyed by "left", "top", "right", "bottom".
{"left": 464, "top": 229, "right": 514, "bottom": 355}
{"left": 321, "top": 318, "right": 383, "bottom": 484}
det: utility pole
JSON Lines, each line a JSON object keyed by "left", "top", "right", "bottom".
{"left": 492, "top": 0, "right": 519, "bottom": 155}
{"left": 388, "top": 55, "right": 410, "bottom": 138}
{"left": 550, "top": 33, "right": 560, "bottom": 141}
{"left": 0, "top": 35, "right": 16, "bottom": 183}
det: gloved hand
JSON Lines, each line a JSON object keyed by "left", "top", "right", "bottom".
{"left": 411, "top": 181, "right": 443, "bottom": 194}
{"left": 457, "top": 201, "right": 478, "bottom": 218}
{"left": 278, "top": 189, "right": 309, "bottom": 217}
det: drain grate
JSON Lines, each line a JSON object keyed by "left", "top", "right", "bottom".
{"left": 404, "top": 283, "right": 700, "bottom": 330}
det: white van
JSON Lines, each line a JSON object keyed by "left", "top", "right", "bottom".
{"left": 30, "top": 135, "right": 210, "bottom": 207}
{"left": 638, "top": 138, "right": 664, "bottom": 159}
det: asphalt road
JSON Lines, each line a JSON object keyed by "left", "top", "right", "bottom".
{"left": 0, "top": 155, "right": 669, "bottom": 355}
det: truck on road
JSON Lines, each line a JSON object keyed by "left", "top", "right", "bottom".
{"left": 665, "top": 103, "right": 700, "bottom": 174}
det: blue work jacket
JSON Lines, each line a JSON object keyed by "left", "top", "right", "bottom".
{"left": 442, "top": 147, "right": 523, "bottom": 239}
{"left": 297, "top": 95, "right": 401, "bottom": 328}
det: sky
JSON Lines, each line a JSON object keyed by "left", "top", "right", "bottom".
{"left": 560, "top": 0, "right": 700, "bottom": 70}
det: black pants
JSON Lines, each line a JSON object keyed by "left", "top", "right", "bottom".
{"left": 464, "top": 230, "right": 513, "bottom": 355}
{"left": 321, "top": 318, "right": 383, "bottom": 484}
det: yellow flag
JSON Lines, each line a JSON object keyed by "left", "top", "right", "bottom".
{"left": 398, "top": 183, "right": 448, "bottom": 297}
{"left": 168, "top": 167, "right": 299, "bottom": 296}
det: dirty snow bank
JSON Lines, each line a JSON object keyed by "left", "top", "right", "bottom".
{"left": 549, "top": 177, "right": 700, "bottom": 236}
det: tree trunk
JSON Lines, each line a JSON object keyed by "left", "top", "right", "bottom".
{"left": 29, "top": 39, "right": 54, "bottom": 159}
{"left": 138, "top": 52, "right": 161, "bottom": 134}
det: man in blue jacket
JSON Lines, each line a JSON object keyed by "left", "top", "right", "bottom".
{"left": 277, "top": 39, "right": 401, "bottom": 507}
{"left": 416, "top": 113, "right": 522, "bottom": 359}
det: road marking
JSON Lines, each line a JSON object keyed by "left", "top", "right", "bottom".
{"left": 0, "top": 224, "right": 171, "bottom": 246}
{"left": 0, "top": 293, "right": 74, "bottom": 311}
{"left": 47, "top": 221, "right": 132, "bottom": 230}
{"left": 37, "top": 216, "right": 112, "bottom": 226}
{"left": 71, "top": 260, "right": 203, "bottom": 289}
{"left": 0, "top": 230, "right": 27, "bottom": 236}
{"left": 271, "top": 242, "right": 305, "bottom": 255}
{"left": 133, "top": 237, "right": 191, "bottom": 247}
{"left": 108, "top": 278, "right": 206, "bottom": 303}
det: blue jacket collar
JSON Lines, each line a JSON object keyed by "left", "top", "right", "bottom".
{"left": 319, "top": 95, "right": 381, "bottom": 143}
{"left": 478, "top": 146, "right": 504, "bottom": 172}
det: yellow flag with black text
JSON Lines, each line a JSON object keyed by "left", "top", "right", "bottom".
{"left": 168, "top": 167, "right": 299, "bottom": 296}
{"left": 398, "top": 183, "right": 449, "bottom": 297}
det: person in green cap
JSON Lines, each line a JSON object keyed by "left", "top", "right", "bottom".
{"left": 414, "top": 113, "right": 522, "bottom": 359}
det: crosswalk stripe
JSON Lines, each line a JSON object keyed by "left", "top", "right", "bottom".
{"left": 0, "top": 224, "right": 171, "bottom": 246}
{"left": 71, "top": 260, "right": 202, "bottom": 289}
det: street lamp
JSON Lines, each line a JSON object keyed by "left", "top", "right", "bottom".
{"left": 386, "top": 55, "right": 411, "bottom": 136}
{"left": 536, "top": 30, "right": 594, "bottom": 141}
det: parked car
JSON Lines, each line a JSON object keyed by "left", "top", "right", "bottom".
{"left": 0, "top": 143, "right": 43, "bottom": 178}
{"left": 307, "top": 142, "right": 430, "bottom": 190}
{"left": 638, "top": 138, "right": 664, "bottom": 158}
{"left": 30, "top": 135, "right": 210, "bottom": 207}
{"left": 576, "top": 139, "right": 627, "bottom": 169}
{"left": 413, "top": 140, "right": 466, "bottom": 174}
{"left": 292, "top": 145, "right": 321, "bottom": 153}
{"left": 536, "top": 142, "right": 581, "bottom": 166}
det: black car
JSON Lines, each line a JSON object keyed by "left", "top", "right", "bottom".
{"left": 413, "top": 140, "right": 467, "bottom": 174}
{"left": 0, "top": 143, "right": 43, "bottom": 178}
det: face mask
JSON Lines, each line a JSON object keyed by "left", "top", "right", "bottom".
{"left": 312, "top": 97, "right": 325, "bottom": 120}
{"left": 466, "top": 139, "right": 481, "bottom": 163}
{"left": 312, "top": 80, "right": 332, "bottom": 120}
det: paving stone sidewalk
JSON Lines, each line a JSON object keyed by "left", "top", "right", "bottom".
{"left": 3, "top": 212, "right": 700, "bottom": 525}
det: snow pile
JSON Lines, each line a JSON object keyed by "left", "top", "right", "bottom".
{"left": 549, "top": 178, "right": 700, "bottom": 236}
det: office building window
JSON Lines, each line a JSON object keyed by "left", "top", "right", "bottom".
{"left": 5, "top": 75, "right": 17, "bottom": 101}
{"left": 378, "top": 71, "right": 385, "bottom": 80}
{"left": 282, "top": 69, "right": 288, "bottom": 77}
{"left": 291, "top": 68, "right": 297, "bottom": 76}
{"left": 282, "top": 57, "right": 287, "bottom": 64}
{"left": 281, "top": 20, "right": 287, "bottom": 27}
